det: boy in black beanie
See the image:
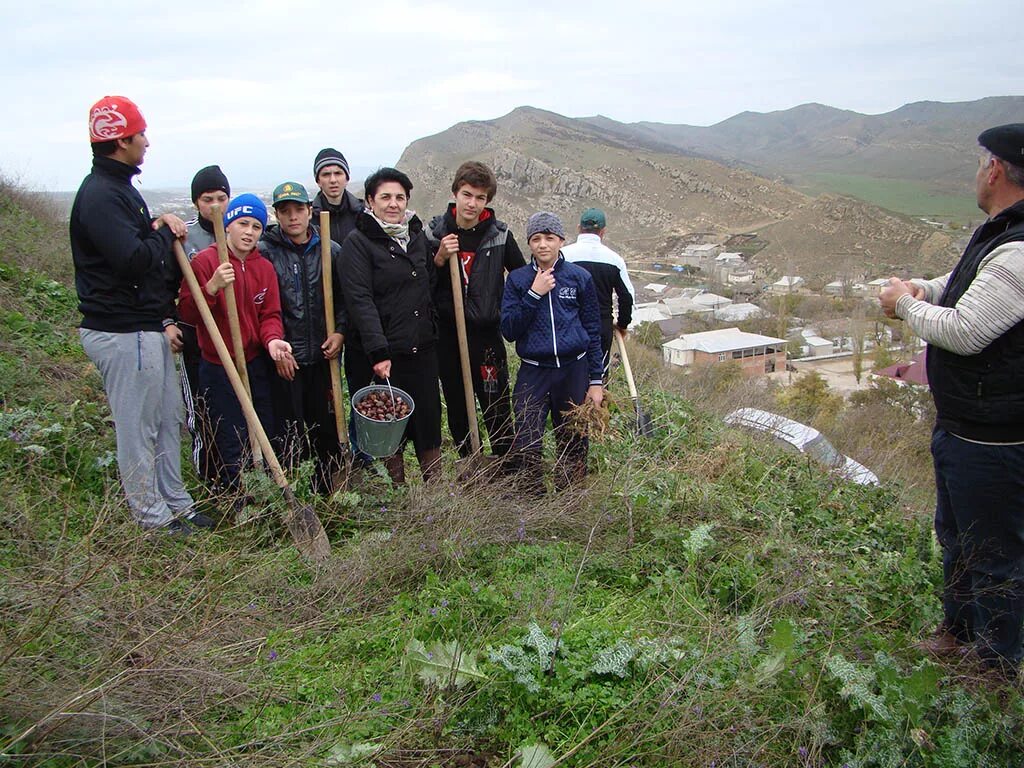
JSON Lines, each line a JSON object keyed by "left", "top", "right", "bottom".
{"left": 177, "top": 165, "right": 230, "bottom": 486}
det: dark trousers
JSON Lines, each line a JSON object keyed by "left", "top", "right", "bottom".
{"left": 933, "top": 427, "right": 1024, "bottom": 669}
{"left": 179, "top": 323, "right": 221, "bottom": 484}
{"left": 510, "top": 356, "right": 589, "bottom": 483}
{"left": 199, "top": 355, "right": 275, "bottom": 490}
{"left": 437, "top": 323, "right": 514, "bottom": 457}
{"left": 270, "top": 360, "right": 339, "bottom": 494}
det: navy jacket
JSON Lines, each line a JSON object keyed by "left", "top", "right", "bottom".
{"left": 70, "top": 155, "right": 178, "bottom": 332}
{"left": 501, "top": 254, "right": 603, "bottom": 385}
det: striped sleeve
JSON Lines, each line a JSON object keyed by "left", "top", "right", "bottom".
{"left": 896, "top": 242, "right": 1024, "bottom": 356}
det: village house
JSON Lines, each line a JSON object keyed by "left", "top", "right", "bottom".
{"left": 691, "top": 292, "right": 733, "bottom": 310}
{"left": 769, "top": 275, "right": 805, "bottom": 294}
{"left": 662, "top": 327, "right": 787, "bottom": 376}
{"left": 714, "top": 302, "right": 765, "bottom": 323}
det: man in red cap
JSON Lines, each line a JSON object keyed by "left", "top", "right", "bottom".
{"left": 70, "top": 96, "right": 211, "bottom": 535}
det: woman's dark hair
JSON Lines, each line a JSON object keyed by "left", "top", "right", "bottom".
{"left": 364, "top": 167, "right": 413, "bottom": 199}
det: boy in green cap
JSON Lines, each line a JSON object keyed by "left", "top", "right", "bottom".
{"left": 260, "top": 182, "right": 347, "bottom": 492}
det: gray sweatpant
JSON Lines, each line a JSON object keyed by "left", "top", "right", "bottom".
{"left": 80, "top": 329, "right": 195, "bottom": 528}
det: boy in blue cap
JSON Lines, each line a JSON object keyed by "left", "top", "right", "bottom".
{"left": 178, "top": 194, "right": 291, "bottom": 491}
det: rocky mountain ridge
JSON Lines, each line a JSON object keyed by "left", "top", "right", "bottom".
{"left": 399, "top": 105, "right": 967, "bottom": 279}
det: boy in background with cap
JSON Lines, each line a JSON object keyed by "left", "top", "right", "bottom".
{"left": 311, "top": 148, "right": 363, "bottom": 247}
{"left": 428, "top": 161, "right": 525, "bottom": 459}
{"left": 176, "top": 165, "right": 231, "bottom": 487}
{"left": 561, "top": 207, "right": 635, "bottom": 380}
{"left": 71, "top": 95, "right": 208, "bottom": 535}
{"left": 178, "top": 194, "right": 291, "bottom": 492}
{"left": 260, "top": 182, "right": 346, "bottom": 493}
{"left": 500, "top": 212, "right": 604, "bottom": 490}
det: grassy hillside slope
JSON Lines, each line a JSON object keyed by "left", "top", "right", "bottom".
{"left": 1, "top": 184, "right": 1021, "bottom": 767}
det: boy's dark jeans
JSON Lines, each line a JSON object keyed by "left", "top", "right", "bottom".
{"left": 199, "top": 355, "right": 275, "bottom": 491}
{"left": 438, "top": 323, "right": 514, "bottom": 458}
{"left": 510, "top": 356, "right": 589, "bottom": 487}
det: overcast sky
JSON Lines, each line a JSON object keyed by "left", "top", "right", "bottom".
{"left": 2, "top": 0, "right": 1018, "bottom": 192}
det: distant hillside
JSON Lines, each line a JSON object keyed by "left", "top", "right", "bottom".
{"left": 399, "top": 106, "right": 960, "bottom": 279}
{"left": 583, "top": 96, "right": 1024, "bottom": 217}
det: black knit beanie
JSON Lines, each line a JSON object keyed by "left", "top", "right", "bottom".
{"left": 190, "top": 165, "right": 231, "bottom": 203}
{"left": 313, "top": 148, "right": 350, "bottom": 180}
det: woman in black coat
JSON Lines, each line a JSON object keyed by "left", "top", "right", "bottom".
{"left": 340, "top": 167, "right": 441, "bottom": 482}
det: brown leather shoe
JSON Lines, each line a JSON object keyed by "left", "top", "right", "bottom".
{"left": 914, "top": 623, "right": 966, "bottom": 658}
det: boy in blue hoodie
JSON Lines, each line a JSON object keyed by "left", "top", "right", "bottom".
{"left": 500, "top": 212, "right": 604, "bottom": 489}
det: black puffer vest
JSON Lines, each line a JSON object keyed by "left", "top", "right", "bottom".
{"left": 928, "top": 199, "right": 1024, "bottom": 441}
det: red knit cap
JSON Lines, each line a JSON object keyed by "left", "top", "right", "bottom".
{"left": 88, "top": 96, "right": 147, "bottom": 143}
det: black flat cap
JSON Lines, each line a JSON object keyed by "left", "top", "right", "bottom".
{"left": 979, "top": 124, "right": 1024, "bottom": 166}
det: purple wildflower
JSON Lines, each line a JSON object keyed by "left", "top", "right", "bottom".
{"left": 371, "top": 692, "right": 382, "bottom": 703}
{"left": 268, "top": 650, "right": 278, "bottom": 661}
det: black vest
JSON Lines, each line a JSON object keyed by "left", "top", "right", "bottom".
{"left": 927, "top": 199, "right": 1024, "bottom": 441}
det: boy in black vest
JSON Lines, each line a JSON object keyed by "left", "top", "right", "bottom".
{"left": 428, "top": 162, "right": 525, "bottom": 458}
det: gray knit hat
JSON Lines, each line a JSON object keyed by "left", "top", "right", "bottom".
{"left": 526, "top": 211, "right": 566, "bottom": 241}
{"left": 313, "top": 148, "right": 350, "bottom": 180}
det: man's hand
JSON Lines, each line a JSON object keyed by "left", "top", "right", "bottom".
{"left": 373, "top": 359, "right": 392, "bottom": 379}
{"left": 153, "top": 213, "right": 188, "bottom": 239}
{"left": 267, "top": 339, "right": 293, "bottom": 362}
{"left": 530, "top": 268, "right": 556, "bottom": 296}
{"left": 434, "top": 233, "right": 459, "bottom": 267}
{"left": 274, "top": 351, "right": 299, "bottom": 381}
{"left": 164, "top": 323, "right": 183, "bottom": 353}
{"left": 879, "top": 277, "right": 912, "bottom": 319}
{"left": 616, "top": 325, "right": 629, "bottom": 341}
{"left": 322, "top": 332, "right": 343, "bottom": 360}
{"left": 205, "top": 262, "right": 235, "bottom": 296}
{"left": 586, "top": 385, "right": 604, "bottom": 408}
{"left": 904, "top": 280, "right": 926, "bottom": 301}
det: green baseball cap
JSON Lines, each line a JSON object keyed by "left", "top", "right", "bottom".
{"left": 580, "top": 208, "right": 606, "bottom": 228}
{"left": 272, "top": 181, "right": 310, "bottom": 207}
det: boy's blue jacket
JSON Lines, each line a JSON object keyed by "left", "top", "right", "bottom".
{"left": 501, "top": 254, "right": 604, "bottom": 385}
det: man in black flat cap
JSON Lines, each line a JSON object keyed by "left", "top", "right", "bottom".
{"left": 880, "top": 124, "right": 1024, "bottom": 682}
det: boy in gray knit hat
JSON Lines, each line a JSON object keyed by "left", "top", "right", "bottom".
{"left": 500, "top": 212, "right": 604, "bottom": 491}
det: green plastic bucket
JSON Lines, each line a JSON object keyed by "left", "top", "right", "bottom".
{"left": 351, "top": 384, "right": 415, "bottom": 458}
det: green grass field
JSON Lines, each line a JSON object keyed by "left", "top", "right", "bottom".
{"left": 796, "top": 173, "right": 979, "bottom": 222}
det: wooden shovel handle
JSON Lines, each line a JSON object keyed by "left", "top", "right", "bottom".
{"left": 175, "top": 240, "right": 289, "bottom": 490}
{"left": 615, "top": 328, "right": 639, "bottom": 399}
{"left": 210, "top": 204, "right": 262, "bottom": 466}
{"left": 449, "top": 249, "right": 481, "bottom": 454}
{"left": 320, "top": 212, "right": 348, "bottom": 446}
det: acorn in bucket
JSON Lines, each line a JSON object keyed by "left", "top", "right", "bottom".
{"left": 355, "top": 390, "right": 411, "bottom": 422}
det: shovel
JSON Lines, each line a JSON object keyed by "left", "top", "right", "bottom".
{"left": 448, "top": 247, "right": 496, "bottom": 480}
{"left": 210, "top": 204, "right": 263, "bottom": 470}
{"left": 175, "top": 241, "right": 331, "bottom": 562}
{"left": 319, "top": 212, "right": 352, "bottom": 491}
{"left": 615, "top": 328, "right": 654, "bottom": 438}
